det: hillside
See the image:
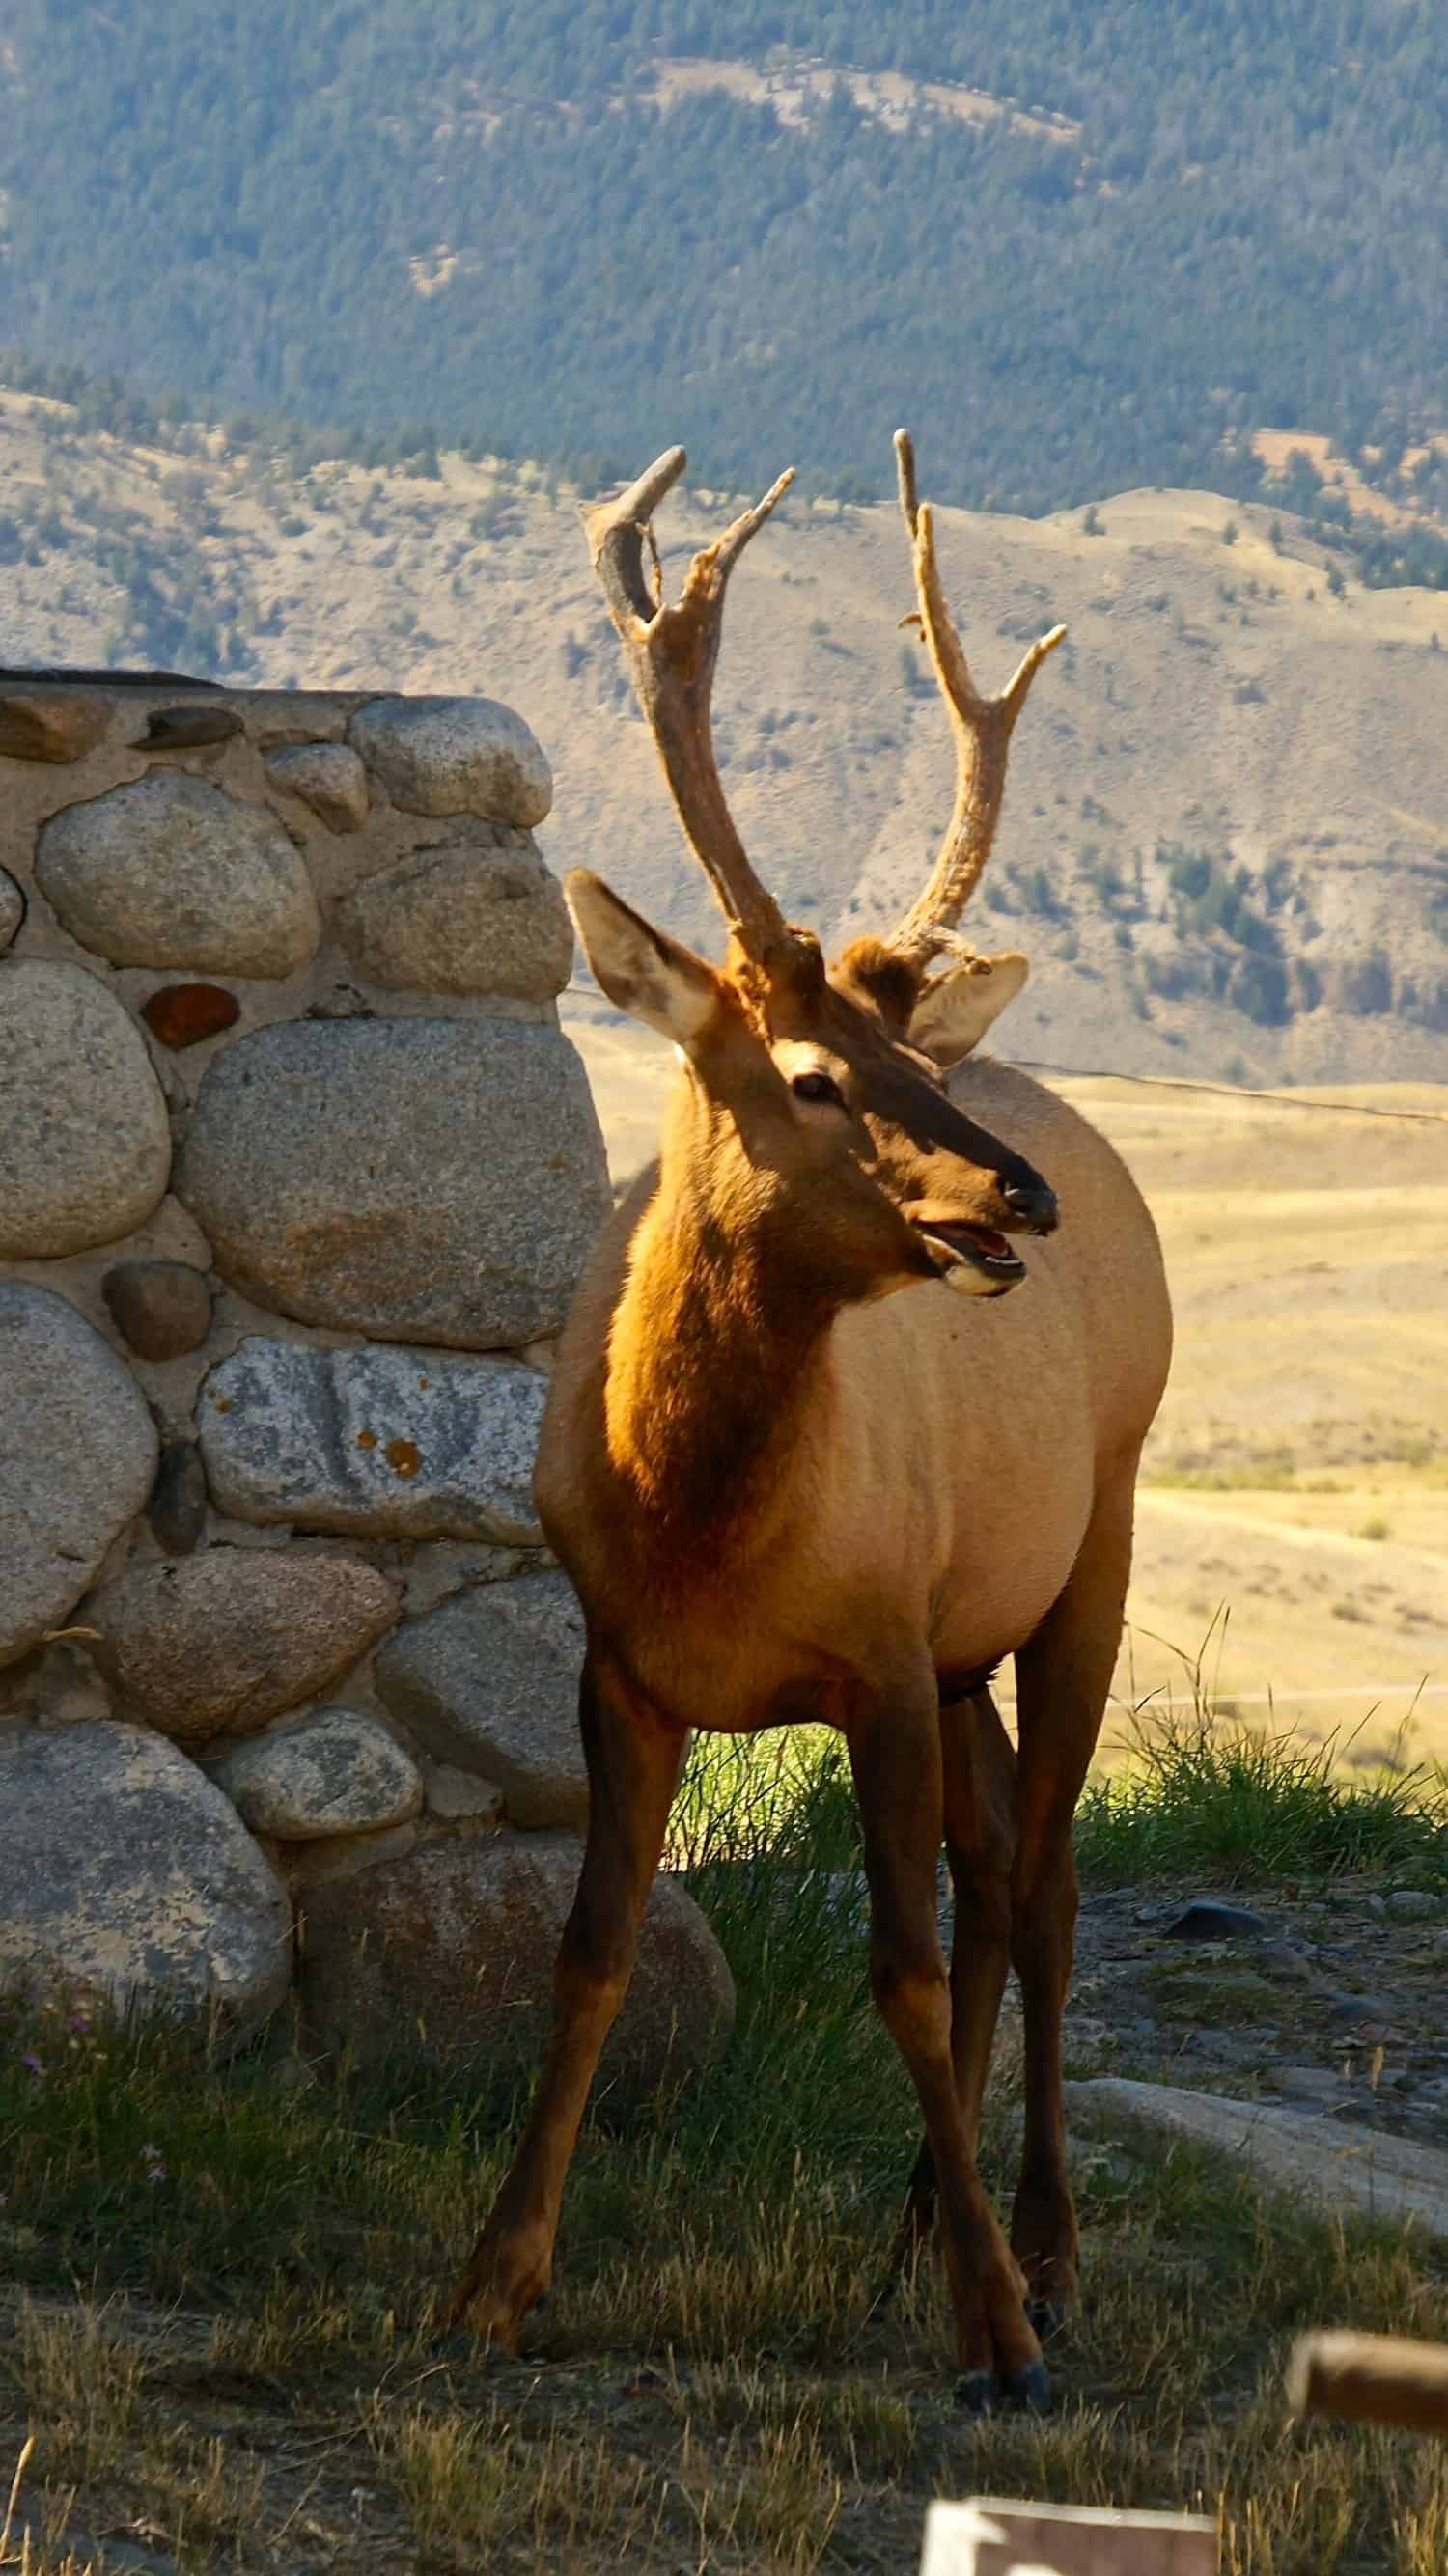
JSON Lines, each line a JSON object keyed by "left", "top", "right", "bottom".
{"left": 3, "top": 387, "right": 1445, "bottom": 1086}
{"left": 3, "top": 2, "right": 1448, "bottom": 535}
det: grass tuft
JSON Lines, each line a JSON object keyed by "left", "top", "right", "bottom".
{"left": 1076, "top": 1709, "right": 1448, "bottom": 1887}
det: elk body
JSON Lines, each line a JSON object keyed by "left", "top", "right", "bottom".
{"left": 446, "top": 438, "right": 1172, "bottom": 2410}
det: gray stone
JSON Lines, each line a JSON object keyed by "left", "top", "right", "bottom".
{"left": 102, "top": 1259, "right": 213, "bottom": 1361}
{"left": 297, "top": 1833, "right": 735, "bottom": 2092}
{"left": 133, "top": 705, "right": 243, "bottom": 750}
{"left": 421, "top": 1759, "right": 505, "bottom": 1823}
{"left": 35, "top": 772, "right": 320, "bottom": 974}
{"left": 147, "top": 1441, "right": 209, "bottom": 1557}
{"left": 198, "top": 1338, "right": 546, "bottom": 1542}
{"left": 338, "top": 837, "right": 574, "bottom": 1000}
{"left": 0, "top": 1286, "right": 158, "bottom": 1670}
{"left": 375, "top": 1572, "right": 587, "bottom": 1826}
{"left": 175, "top": 1018, "right": 610, "bottom": 1349}
{"left": 0, "top": 1721, "right": 291, "bottom": 2049}
{"left": 348, "top": 695, "right": 551, "bottom": 826}
{"left": 264, "top": 740, "right": 370, "bottom": 833}
{"left": 1385, "top": 1890, "right": 1441, "bottom": 1922}
{"left": 1065, "top": 2077, "right": 1448, "bottom": 2239}
{"left": 1162, "top": 1899, "right": 1269, "bottom": 1943}
{"left": 0, "top": 866, "right": 24, "bottom": 951}
{"left": 88, "top": 1551, "right": 400, "bottom": 1745}
{"left": 284, "top": 1818, "right": 418, "bottom": 1887}
{"left": 209, "top": 1707, "right": 423, "bottom": 1842}
{"left": 0, "top": 960, "right": 172, "bottom": 1257}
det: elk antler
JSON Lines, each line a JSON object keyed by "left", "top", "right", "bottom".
{"left": 885, "top": 429, "right": 1066, "bottom": 967}
{"left": 583, "top": 447, "right": 807, "bottom": 969}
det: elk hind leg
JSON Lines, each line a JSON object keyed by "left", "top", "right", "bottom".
{"left": 849, "top": 1679, "right": 1044, "bottom": 2411}
{"left": 444, "top": 1653, "right": 685, "bottom": 2345}
{"left": 893, "top": 1684, "right": 1017, "bottom": 2281}
{"left": 1009, "top": 1463, "right": 1137, "bottom": 2332}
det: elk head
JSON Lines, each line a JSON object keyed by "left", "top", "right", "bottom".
{"left": 573, "top": 444, "right": 1059, "bottom": 1300}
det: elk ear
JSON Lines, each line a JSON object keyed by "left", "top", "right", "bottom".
{"left": 908, "top": 952, "right": 1029, "bottom": 1067}
{"left": 566, "top": 869, "right": 723, "bottom": 1050}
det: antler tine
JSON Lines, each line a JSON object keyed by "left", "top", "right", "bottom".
{"left": 886, "top": 429, "right": 1066, "bottom": 966}
{"left": 583, "top": 448, "right": 801, "bottom": 963}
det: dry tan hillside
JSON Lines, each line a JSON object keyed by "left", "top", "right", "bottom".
{"left": 3, "top": 387, "right": 1447, "bottom": 1086}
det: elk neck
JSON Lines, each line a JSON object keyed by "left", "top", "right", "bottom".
{"left": 601, "top": 1080, "right": 843, "bottom": 1556}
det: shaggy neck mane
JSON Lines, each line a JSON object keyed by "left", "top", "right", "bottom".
{"left": 602, "top": 1089, "right": 837, "bottom": 1551}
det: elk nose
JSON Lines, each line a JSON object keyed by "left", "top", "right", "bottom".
{"left": 1002, "top": 1174, "right": 1059, "bottom": 1235}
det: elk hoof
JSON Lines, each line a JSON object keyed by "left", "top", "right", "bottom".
{"left": 1001, "top": 2358, "right": 1053, "bottom": 2414}
{"left": 955, "top": 2369, "right": 1001, "bottom": 2417}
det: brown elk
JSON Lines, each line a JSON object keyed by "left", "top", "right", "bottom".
{"left": 444, "top": 436, "right": 1172, "bottom": 2411}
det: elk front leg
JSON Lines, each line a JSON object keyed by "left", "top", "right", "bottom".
{"left": 444, "top": 1653, "right": 686, "bottom": 2345}
{"left": 1009, "top": 1464, "right": 1137, "bottom": 2331}
{"left": 849, "top": 1675, "right": 1045, "bottom": 2413}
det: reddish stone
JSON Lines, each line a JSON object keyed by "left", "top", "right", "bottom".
{"left": 141, "top": 983, "right": 240, "bottom": 1049}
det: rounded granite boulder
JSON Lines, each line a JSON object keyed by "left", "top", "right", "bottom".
{"left": 0, "top": 959, "right": 172, "bottom": 1256}
{"left": 263, "top": 740, "right": 370, "bottom": 833}
{"left": 209, "top": 1706, "right": 423, "bottom": 1842}
{"left": 197, "top": 1338, "right": 546, "bottom": 1543}
{"left": 296, "top": 1833, "right": 736, "bottom": 2095}
{"left": 348, "top": 695, "right": 551, "bottom": 827}
{"left": 0, "top": 1284, "right": 159, "bottom": 1670}
{"left": 175, "top": 1018, "right": 610, "bottom": 1350}
{"left": 0, "top": 1721, "right": 292, "bottom": 2050}
{"left": 337, "top": 836, "right": 574, "bottom": 1000}
{"left": 88, "top": 1550, "right": 400, "bottom": 1744}
{"left": 36, "top": 771, "right": 320, "bottom": 975}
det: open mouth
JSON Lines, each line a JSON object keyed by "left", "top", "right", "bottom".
{"left": 912, "top": 1217, "right": 1027, "bottom": 1291}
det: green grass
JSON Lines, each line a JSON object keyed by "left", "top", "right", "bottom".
{"left": 1, "top": 1724, "right": 1447, "bottom": 2568}
{"left": 1075, "top": 1711, "right": 1448, "bottom": 1890}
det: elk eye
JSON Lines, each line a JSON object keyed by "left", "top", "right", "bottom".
{"left": 792, "top": 1069, "right": 845, "bottom": 1106}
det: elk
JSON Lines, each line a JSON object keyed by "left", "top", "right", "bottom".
{"left": 444, "top": 435, "right": 1172, "bottom": 2411}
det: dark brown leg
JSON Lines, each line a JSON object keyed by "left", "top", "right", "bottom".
{"left": 444, "top": 1651, "right": 686, "bottom": 2344}
{"left": 1009, "top": 1465, "right": 1137, "bottom": 2325}
{"left": 849, "top": 1675, "right": 1044, "bottom": 2411}
{"left": 893, "top": 1685, "right": 1017, "bottom": 2277}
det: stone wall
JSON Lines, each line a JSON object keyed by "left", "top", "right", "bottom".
{"left": 0, "top": 675, "right": 733, "bottom": 2083}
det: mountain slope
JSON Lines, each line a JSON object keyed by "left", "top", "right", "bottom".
{"left": 2, "top": 386, "right": 1444, "bottom": 1085}
{"left": 2, "top": 3, "right": 1448, "bottom": 524}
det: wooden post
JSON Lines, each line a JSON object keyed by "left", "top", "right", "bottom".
{"left": 922, "top": 2497, "right": 1218, "bottom": 2573}
{"left": 1290, "top": 2331, "right": 1448, "bottom": 2436}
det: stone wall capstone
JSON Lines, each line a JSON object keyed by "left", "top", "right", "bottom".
{"left": 0, "top": 673, "right": 732, "bottom": 2088}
